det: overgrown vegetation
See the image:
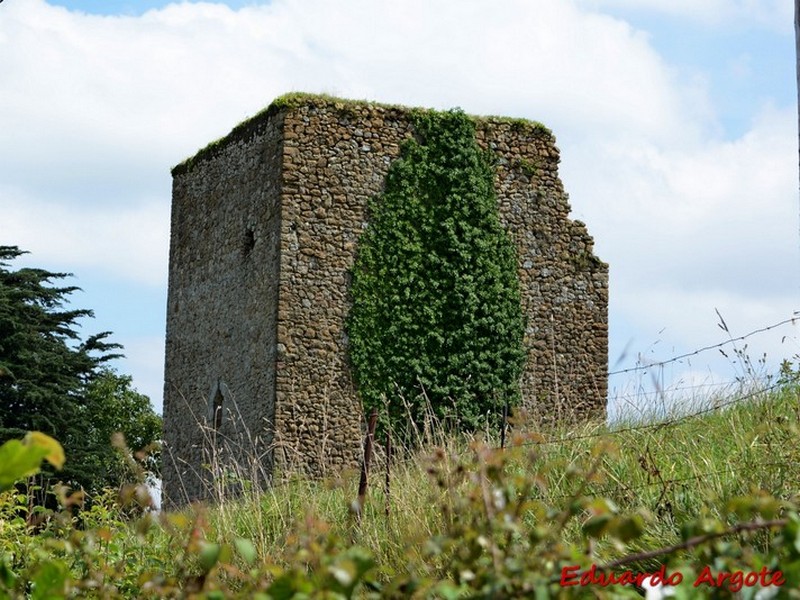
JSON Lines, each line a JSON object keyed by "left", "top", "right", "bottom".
{"left": 347, "top": 109, "right": 525, "bottom": 441}
{"left": 3, "top": 380, "right": 800, "bottom": 598}
{"left": 0, "top": 246, "right": 161, "bottom": 495}
{"left": 172, "top": 93, "right": 550, "bottom": 176}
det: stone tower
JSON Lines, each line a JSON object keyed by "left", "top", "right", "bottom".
{"left": 162, "top": 94, "right": 608, "bottom": 507}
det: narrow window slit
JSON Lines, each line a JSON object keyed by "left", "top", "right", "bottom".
{"left": 212, "top": 387, "right": 224, "bottom": 430}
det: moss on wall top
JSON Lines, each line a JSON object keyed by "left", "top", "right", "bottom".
{"left": 170, "top": 93, "right": 553, "bottom": 176}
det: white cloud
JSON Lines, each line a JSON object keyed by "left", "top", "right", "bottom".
{"left": 0, "top": 0, "right": 796, "bottom": 409}
{"left": 0, "top": 0, "right": 711, "bottom": 184}
{"left": 0, "top": 0, "right": 718, "bottom": 287}
{"left": 562, "top": 103, "right": 798, "bottom": 304}
{"left": 1, "top": 190, "right": 169, "bottom": 286}
{"left": 559, "top": 99, "right": 799, "bottom": 410}
{"left": 114, "top": 335, "right": 166, "bottom": 413}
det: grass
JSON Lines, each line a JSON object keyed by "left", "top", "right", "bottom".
{"left": 2, "top": 380, "right": 799, "bottom": 597}
{"left": 192, "top": 380, "right": 800, "bottom": 574}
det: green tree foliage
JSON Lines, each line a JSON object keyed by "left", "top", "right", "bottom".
{"left": 75, "top": 369, "right": 162, "bottom": 488}
{"left": 347, "top": 110, "right": 525, "bottom": 439}
{"left": 0, "top": 246, "right": 161, "bottom": 492}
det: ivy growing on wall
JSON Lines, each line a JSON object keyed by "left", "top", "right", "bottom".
{"left": 347, "top": 109, "right": 525, "bottom": 440}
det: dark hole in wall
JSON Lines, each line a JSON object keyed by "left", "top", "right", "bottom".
{"left": 212, "top": 388, "right": 224, "bottom": 431}
{"left": 243, "top": 226, "right": 256, "bottom": 259}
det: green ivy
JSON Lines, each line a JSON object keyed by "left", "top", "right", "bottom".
{"left": 347, "top": 109, "right": 525, "bottom": 441}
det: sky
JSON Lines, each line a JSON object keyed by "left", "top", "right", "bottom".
{"left": 1, "top": 0, "right": 797, "bottom": 419}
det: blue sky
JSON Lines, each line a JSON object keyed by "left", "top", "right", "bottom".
{"left": 1, "top": 0, "right": 797, "bottom": 418}
{"left": 615, "top": 15, "right": 793, "bottom": 138}
{"left": 47, "top": 0, "right": 258, "bottom": 14}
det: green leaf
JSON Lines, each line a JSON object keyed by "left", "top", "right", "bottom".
{"left": 198, "top": 541, "right": 221, "bottom": 573}
{"left": 30, "top": 560, "right": 68, "bottom": 600}
{"left": 0, "top": 439, "right": 48, "bottom": 492}
{"left": 614, "top": 514, "right": 646, "bottom": 543}
{"left": 0, "top": 558, "right": 18, "bottom": 591}
{"left": 234, "top": 538, "right": 258, "bottom": 566}
{"left": 582, "top": 513, "right": 613, "bottom": 538}
{"left": 23, "top": 432, "right": 65, "bottom": 470}
{"left": 267, "top": 572, "right": 314, "bottom": 599}
{"left": 328, "top": 563, "right": 355, "bottom": 588}
{"left": 785, "top": 514, "right": 800, "bottom": 557}
{"left": 434, "top": 581, "right": 466, "bottom": 600}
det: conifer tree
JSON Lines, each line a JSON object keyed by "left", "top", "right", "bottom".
{"left": 0, "top": 246, "right": 160, "bottom": 492}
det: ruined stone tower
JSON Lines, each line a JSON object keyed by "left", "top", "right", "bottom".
{"left": 162, "top": 94, "right": 608, "bottom": 507}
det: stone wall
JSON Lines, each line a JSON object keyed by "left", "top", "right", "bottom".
{"left": 163, "top": 112, "right": 283, "bottom": 505}
{"left": 163, "top": 94, "right": 608, "bottom": 506}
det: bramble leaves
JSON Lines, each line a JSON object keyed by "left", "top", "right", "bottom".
{"left": 0, "top": 433, "right": 63, "bottom": 492}
{"left": 24, "top": 431, "right": 65, "bottom": 470}
{"left": 2, "top": 426, "right": 800, "bottom": 598}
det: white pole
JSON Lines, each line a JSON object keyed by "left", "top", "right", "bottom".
{"left": 796, "top": 0, "right": 800, "bottom": 184}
